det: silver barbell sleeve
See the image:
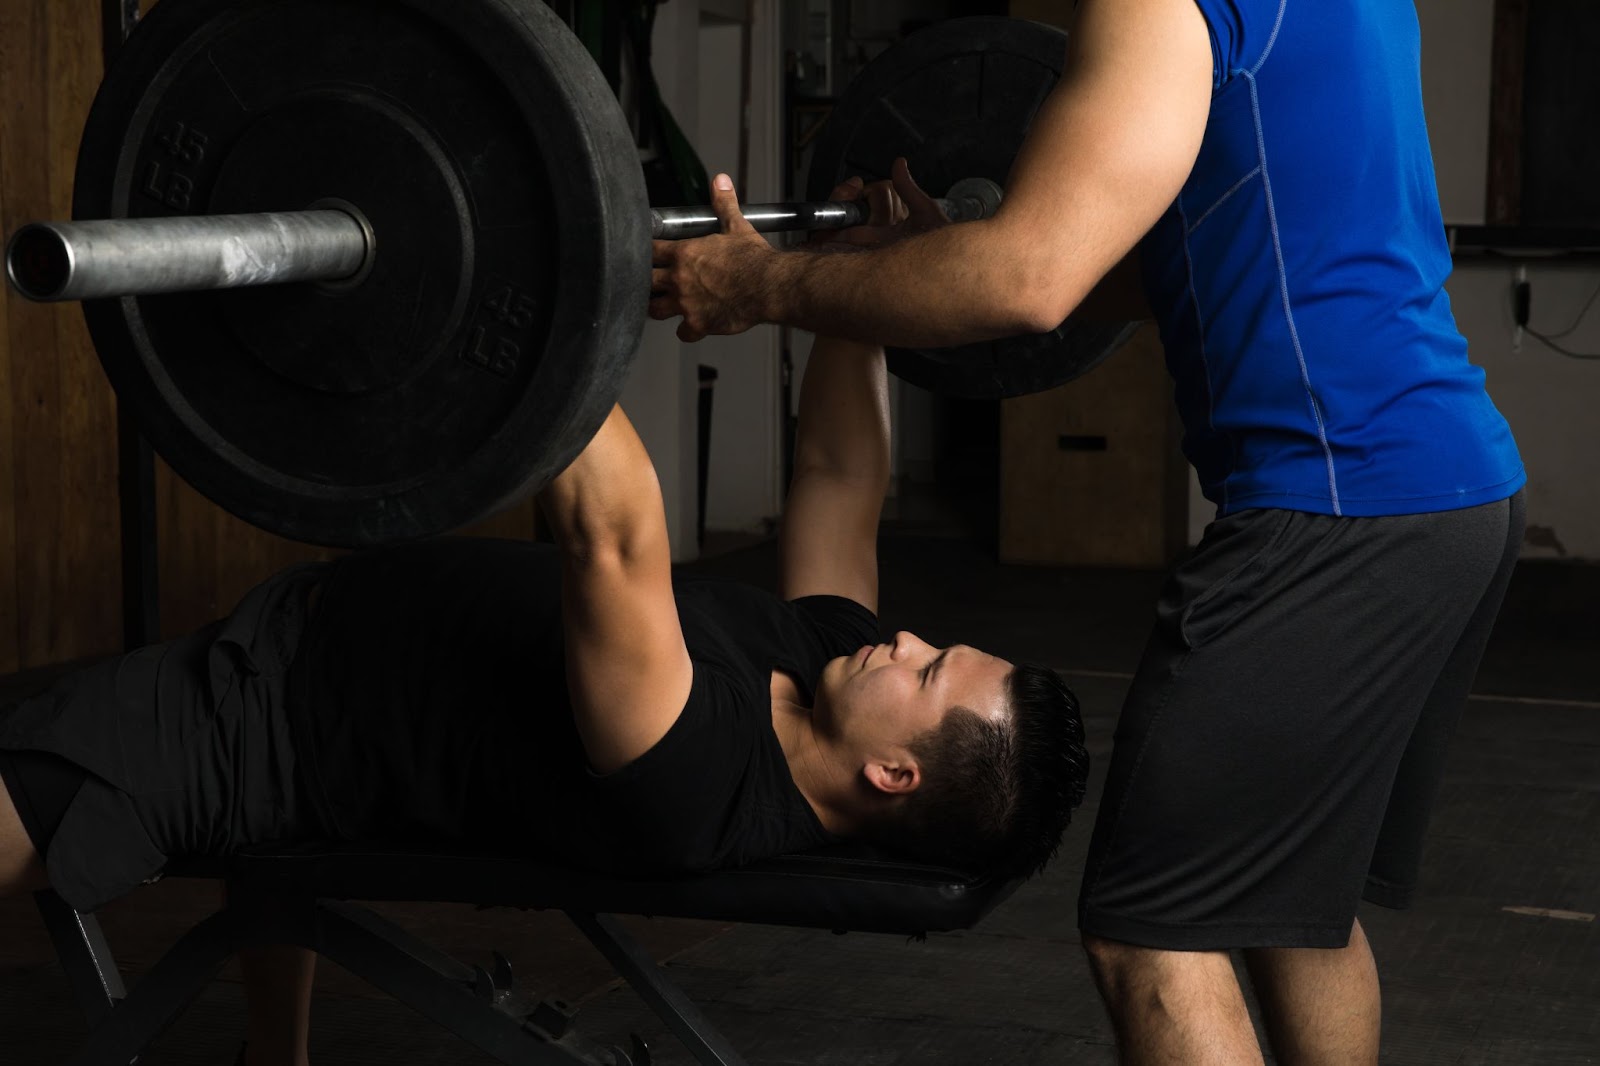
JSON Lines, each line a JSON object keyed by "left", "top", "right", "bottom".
{"left": 4, "top": 209, "right": 371, "bottom": 302}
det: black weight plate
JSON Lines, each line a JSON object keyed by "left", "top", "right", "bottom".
{"left": 75, "top": 0, "right": 650, "bottom": 546}
{"left": 808, "top": 18, "right": 1139, "bottom": 399}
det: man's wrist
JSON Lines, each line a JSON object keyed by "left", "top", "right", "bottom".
{"left": 755, "top": 247, "right": 805, "bottom": 326}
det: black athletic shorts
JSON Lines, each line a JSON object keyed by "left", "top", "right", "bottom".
{"left": 0, "top": 564, "right": 326, "bottom": 913}
{"left": 1078, "top": 491, "right": 1525, "bottom": 951}
{"left": 0, "top": 747, "right": 83, "bottom": 864}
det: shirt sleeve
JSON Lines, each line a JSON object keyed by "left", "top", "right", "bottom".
{"left": 579, "top": 591, "right": 876, "bottom": 873}
{"left": 581, "top": 662, "right": 755, "bottom": 872}
{"left": 788, "top": 595, "right": 881, "bottom": 659}
{"left": 1190, "top": 0, "right": 1283, "bottom": 87}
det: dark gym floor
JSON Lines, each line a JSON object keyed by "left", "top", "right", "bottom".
{"left": 1, "top": 518, "right": 1597, "bottom": 1064}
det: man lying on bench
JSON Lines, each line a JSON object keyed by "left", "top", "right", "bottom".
{"left": 0, "top": 184, "right": 1088, "bottom": 1066}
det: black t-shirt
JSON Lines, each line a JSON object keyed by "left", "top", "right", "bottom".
{"left": 289, "top": 539, "right": 880, "bottom": 873}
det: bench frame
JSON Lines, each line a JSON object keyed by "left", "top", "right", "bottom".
{"left": 31, "top": 846, "right": 1019, "bottom": 1066}
{"left": 36, "top": 883, "right": 735, "bottom": 1066}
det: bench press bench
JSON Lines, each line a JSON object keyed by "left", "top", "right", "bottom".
{"left": 31, "top": 842, "right": 1023, "bottom": 1066}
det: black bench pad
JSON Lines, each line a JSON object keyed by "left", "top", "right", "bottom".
{"left": 178, "top": 842, "right": 1024, "bottom": 936}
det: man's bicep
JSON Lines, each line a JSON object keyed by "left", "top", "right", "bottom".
{"left": 996, "top": 0, "right": 1213, "bottom": 316}
{"left": 561, "top": 554, "right": 693, "bottom": 775}
{"left": 779, "top": 471, "right": 880, "bottom": 613}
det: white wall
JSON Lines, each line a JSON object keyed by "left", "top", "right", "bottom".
{"left": 1416, "top": 0, "right": 1495, "bottom": 226}
{"left": 1190, "top": 0, "right": 1600, "bottom": 559}
{"left": 620, "top": 0, "right": 786, "bottom": 558}
{"left": 622, "top": 0, "right": 702, "bottom": 560}
{"left": 692, "top": 12, "right": 786, "bottom": 536}
{"left": 1417, "top": 0, "right": 1600, "bottom": 560}
{"left": 1449, "top": 262, "right": 1600, "bottom": 559}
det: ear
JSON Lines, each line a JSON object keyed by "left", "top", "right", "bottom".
{"left": 863, "top": 759, "right": 921, "bottom": 796}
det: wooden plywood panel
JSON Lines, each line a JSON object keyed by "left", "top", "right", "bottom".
{"left": 1, "top": 0, "right": 123, "bottom": 670}
{"left": 52, "top": 0, "right": 121, "bottom": 662}
{"left": 0, "top": 291, "right": 13, "bottom": 673}
{"left": 0, "top": 0, "right": 33, "bottom": 674}
{"left": 1, "top": 4, "right": 61, "bottom": 669}
{"left": 999, "top": 326, "right": 1186, "bottom": 569}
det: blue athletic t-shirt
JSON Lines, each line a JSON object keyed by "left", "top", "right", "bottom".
{"left": 1138, "top": 0, "right": 1524, "bottom": 516}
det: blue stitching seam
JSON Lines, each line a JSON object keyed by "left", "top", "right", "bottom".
{"left": 1186, "top": 166, "right": 1263, "bottom": 236}
{"left": 1250, "top": 0, "right": 1290, "bottom": 76}
{"left": 1243, "top": 69, "right": 1341, "bottom": 514}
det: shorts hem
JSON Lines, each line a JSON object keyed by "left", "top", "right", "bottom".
{"left": 0, "top": 749, "right": 45, "bottom": 852}
{"left": 1362, "top": 877, "right": 1414, "bottom": 910}
{"left": 1079, "top": 909, "right": 1353, "bottom": 951}
{"left": 45, "top": 775, "right": 171, "bottom": 914}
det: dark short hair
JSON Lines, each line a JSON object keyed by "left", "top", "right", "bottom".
{"left": 867, "top": 663, "right": 1089, "bottom": 878}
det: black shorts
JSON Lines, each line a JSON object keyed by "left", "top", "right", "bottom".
{"left": 0, "top": 747, "right": 83, "bottom": 866}
{"left": 0, "top": 564, "right": 326, "bottom": 913}
{"left": 1078, "top": 492, "right": 1524, "bottom": 951}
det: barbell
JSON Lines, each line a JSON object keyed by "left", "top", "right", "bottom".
{"left": 3, "top": 0, "right": 1137, "bottom": 548}
{"left": 5, "top": 178, "right": 1008, "bottom": 301}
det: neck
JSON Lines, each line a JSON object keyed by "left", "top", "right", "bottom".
{"left": 769, "top": 680, "right": 859, "bottom": 837}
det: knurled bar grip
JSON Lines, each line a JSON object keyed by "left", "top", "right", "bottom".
{"left": 4, "top": 209, "right": 372, "bottom": 302}
{"left": 652, "top": 200, "right": 874, "bottom": 240}
{"left": 650, "top": 177, "right": 1005, "bottom": 239}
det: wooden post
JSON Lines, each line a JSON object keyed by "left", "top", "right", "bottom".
{"left": 1486, "top": 0, "right": 1528, "bottom": 227}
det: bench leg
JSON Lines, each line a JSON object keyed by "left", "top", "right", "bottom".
{"left": 60, "top": 907, "right": 244, "bottom": 1066}
{"left": 567, "top": 912, "right": 750, "bottom": 1066}
{"left": 34, "top": 890, "right": 129, "bottom": 1030}
{"left": 304, "top": 899, "right": 627, "bottom": 1066}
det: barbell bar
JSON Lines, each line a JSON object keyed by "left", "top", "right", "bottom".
{"left": 6, "top": 179, "right": 1005, "bottom": 304}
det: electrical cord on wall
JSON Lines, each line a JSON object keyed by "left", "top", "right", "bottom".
{"left": 1514, "top": 271, "right": 1600, "bottom": 360}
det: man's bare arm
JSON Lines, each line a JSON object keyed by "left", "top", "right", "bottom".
{"left": 538, "top": 406, "right": 692, "bottom": 775}
{"left": 652, "top": 0, "right": 1207, "bottom": 345}
{"left": 779, "top": 335, "right": 890, "bottom": 613}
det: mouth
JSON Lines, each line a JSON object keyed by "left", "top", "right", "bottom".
{"left": 855, "top": 644, "right": 874, "bottom": 669}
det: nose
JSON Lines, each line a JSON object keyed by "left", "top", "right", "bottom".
{"left": 891, "top": 631, "right": 931, "bottom": 660}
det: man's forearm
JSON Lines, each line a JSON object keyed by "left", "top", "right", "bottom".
{"left": 792, "top": 336, "right": 890, "bottom": 485}
{"left": 758, "top": 219, "right": 1077, "bottom": 346}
